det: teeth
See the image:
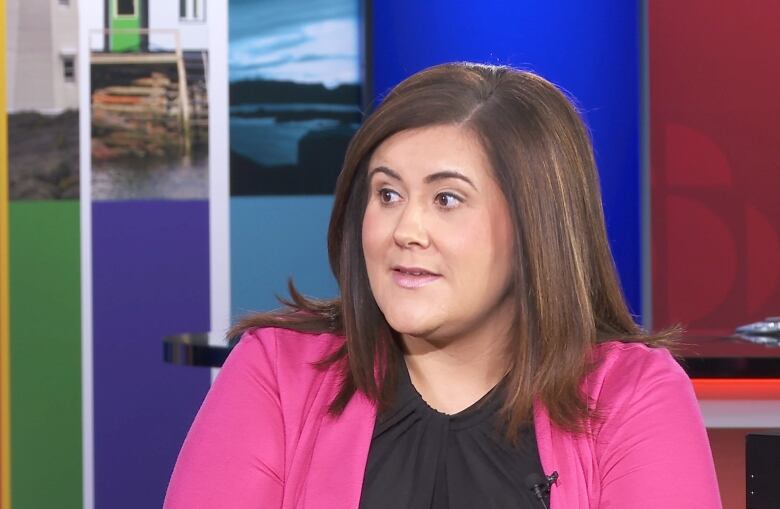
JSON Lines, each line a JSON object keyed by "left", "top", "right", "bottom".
{"left": 396, "top": 268, "right": 434, "bottom": 276}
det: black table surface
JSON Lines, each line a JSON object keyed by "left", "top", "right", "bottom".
{"left": 163, "top": 332, "right": 780, "bottom": 378}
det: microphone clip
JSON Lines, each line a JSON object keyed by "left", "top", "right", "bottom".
{"left": 544, "top": 471, "right": 559, "bottom": 489}
{"left": 527, "top": 471, "right": 559, "bottom": 509}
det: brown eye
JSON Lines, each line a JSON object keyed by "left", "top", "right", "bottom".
{"left": 435, "top": 192, "right": 462, "bottom": 209}
{"left": 378, "top": 188, "right": 401, "bottom": 204}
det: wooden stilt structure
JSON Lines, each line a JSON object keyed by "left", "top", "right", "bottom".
{"left": 90, "top": 29, "right": 193, "bottom": 156}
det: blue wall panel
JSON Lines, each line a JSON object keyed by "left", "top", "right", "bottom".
{"left": 371, "top": 0, "right": 643, "bottom": 317}
{"left": 231, "top": 196, "right": 338, "bottom": 319}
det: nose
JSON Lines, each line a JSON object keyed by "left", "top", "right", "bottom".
{"left": 392, "top": 199, "right": 430, "bottom": 249}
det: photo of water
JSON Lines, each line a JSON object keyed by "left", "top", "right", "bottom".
{"left": 229, "top": 0, "right": 363, "bottom": 195}
{"left": 92, "top": 151, "right": 208, "bottom": 200}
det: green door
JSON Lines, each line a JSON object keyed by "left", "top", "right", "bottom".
{"left": 109, "top": 0, "right": 142, "bottom": 52}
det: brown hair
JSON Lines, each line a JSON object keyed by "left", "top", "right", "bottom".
{"left": 230, "top": 62, "right": 675, "bottom": 441}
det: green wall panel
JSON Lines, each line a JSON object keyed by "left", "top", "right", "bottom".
{"left": 9, "top": 200, "right": 82, "bottom": 509}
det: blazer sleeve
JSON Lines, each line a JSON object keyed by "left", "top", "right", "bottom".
{"left": 594, "top": 345, "right": 722, "bottom": 509}
{"left": 164, "top": 328, "right": 285, "bottom": 509}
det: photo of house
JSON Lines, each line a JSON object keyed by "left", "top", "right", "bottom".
{"left": 6, "top": 0, "right": 80, "bottom": 199}
{"left": 89, "top": 0, "right": 210, "bottom": 200}
{"left": 228, "top": 0, "right": 364, "bottom": 195}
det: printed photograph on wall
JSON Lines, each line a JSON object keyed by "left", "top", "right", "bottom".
{"left": 90, "top": 0, "right": 209, "bottom": 200}
{"left": 7, "top": 0, "right": 80, "bottom": 200}
{"left": 229, "top": 0, "right": 364, "bottom": 196}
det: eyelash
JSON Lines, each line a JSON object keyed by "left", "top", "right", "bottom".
{"left": 375, "top": 188, "right": 463, "bottom": 209}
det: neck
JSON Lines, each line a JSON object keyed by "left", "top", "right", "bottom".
{"left": 399, "top": 308, "right": 513, "bottom": 415}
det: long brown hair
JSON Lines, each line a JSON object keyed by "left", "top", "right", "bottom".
{"left": 230, "top": 62, "right": 674, "bottom": 440}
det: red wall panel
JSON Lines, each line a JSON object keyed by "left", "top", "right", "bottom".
{"left": 650, "top": 1, "right": 780, "bottom": 334}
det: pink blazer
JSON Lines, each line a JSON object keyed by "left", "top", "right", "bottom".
{"left": 164, "top": 327, "right": 722, "bottom": 508}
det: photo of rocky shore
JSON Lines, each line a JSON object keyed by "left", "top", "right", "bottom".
{"left": 7, "top": 0, "right": 80, "bottom": 200}
{"left": 229, "top": 79, "right": 361, "bottom": 195}
{"left": 8, "top": 111, "right": 80, "bottom": 200}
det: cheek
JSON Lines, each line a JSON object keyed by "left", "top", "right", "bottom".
{"left": 447, "top": 211, "right": 514, "bottom": 287}
{"left": 492, "top": 210, "right": 515, "bottom": 269}
{"left": 446, "top": 215, "right": 502, "bottom": 263}
{"left": 361, "top": 206, "right": 388, "bottom": 267}
{"left": 487, "top": 220, "right": 515, "bottom": 296}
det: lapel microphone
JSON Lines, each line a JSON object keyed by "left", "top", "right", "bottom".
{"left": 524, "top": 471, "right": 559, "bottom": 509}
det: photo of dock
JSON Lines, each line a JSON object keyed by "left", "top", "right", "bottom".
{"left": 89, "top": 1, "right": 209, "bottom": 200}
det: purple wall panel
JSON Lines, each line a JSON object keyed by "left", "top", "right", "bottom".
{"left": 92, "top": 200, "right": 211, "bottom": 509}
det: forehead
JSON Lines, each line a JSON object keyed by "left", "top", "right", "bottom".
{"left": 368, "top": 125, "right": 491, "bottom": 180}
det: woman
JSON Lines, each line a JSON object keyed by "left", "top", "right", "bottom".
{"left": 164, "top": 63, "right": 722, "bottom": 508}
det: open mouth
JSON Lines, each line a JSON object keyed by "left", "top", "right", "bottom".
{"left": 391, "top": 266, "right": 442, "bottom": 288}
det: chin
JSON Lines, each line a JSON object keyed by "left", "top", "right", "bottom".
{"left": 390, "top": 324, "right": 439, "bottom": 339}
{"left": 382, "top": 309, "right": 442, "bottom": 338}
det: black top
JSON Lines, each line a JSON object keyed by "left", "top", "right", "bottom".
{"left": 359, "top": 358, "right": 548, "bottom": 509}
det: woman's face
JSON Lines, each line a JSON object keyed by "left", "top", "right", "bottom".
{"left": 362, "top": 124, "right": 515, "bottom": 344}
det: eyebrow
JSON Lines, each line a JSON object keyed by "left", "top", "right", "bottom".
{"left": 368, "top": 166, "right": 478, "bottom": 191}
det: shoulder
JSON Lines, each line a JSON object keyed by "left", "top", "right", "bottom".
{"left": 237, "top": 326, "right": 346, "bottom": 360}
{"left": 585, "top": 341, "right": 691, "bottom": 416}
{"left": 581, "top": 343, "right": 720, "bottom": 507}
{"left": 227, "top": 327, "right": 346, "bottom": 397}
{"left": 591, "top": 340, "right": 684, "bottom": 380}
{"left": 583, "top": 341, "right": 702, "bottom": 443}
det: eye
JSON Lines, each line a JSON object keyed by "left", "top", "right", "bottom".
{"left": 434, "top": 192, "right": 463, "bottom": 209}
{"left": 377, "top": 188, "right": 401, "bottom": 204}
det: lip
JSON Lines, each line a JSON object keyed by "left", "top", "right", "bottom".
{"left": 390, "top": 265, "right": 442, "bottom": 289}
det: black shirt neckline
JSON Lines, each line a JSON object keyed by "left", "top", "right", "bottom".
{"left": 396, "top": 355, "right": 508, "bottom": 431}
{"left": 361, "top": 352, "right": 546, "bottom": 509}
